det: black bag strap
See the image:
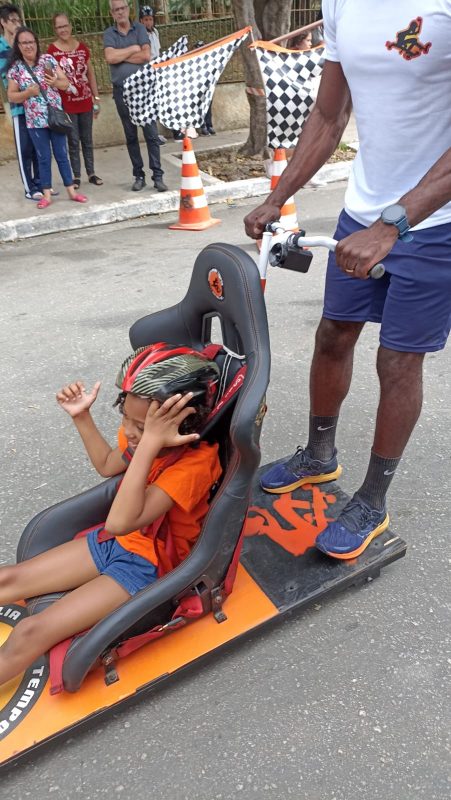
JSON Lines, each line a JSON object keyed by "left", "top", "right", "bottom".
{"left": 22, "top": 60, "right": 50, "bottom": 103}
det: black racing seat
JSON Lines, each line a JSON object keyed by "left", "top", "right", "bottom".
{"left": 16, "top": 243, "right": 270, "bottom": 692}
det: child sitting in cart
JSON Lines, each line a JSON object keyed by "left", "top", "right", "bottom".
{"left": 0, "top": 343, "right": 222, "bottom": 687}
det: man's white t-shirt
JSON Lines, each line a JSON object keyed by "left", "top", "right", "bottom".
{"left": 322, "top": 0, "right": 451, "bottom": 229}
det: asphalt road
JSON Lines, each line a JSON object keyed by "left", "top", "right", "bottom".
{"left": 0, "top": 184, "right": 450, "bottom": 800}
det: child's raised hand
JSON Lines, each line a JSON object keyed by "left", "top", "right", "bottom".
{"left": 143, "top": 393, "right": 199, "bottom": 448}
{"left": 56, "top": 381, "right": 101, "bottom": 418}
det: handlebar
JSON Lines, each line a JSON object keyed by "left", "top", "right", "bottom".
{"left": 289, "top": 233, "right": 385, "bottom": 279}
{"left": 258, "top": 227, "right": 386, "bottom": 281}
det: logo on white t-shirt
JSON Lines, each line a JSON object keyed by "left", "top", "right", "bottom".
{"left": 386, "top": 16, "right": 432, "bottom": 61}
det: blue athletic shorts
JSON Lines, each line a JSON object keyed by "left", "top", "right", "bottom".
{"left": 323, "top": 210, "right": 451, "bottom": 353}
{"left": 86, "top": 529, "right": 158, "bottom": 596}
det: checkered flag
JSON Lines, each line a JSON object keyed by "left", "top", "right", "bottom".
{"left": 123, "top": 36, "right": 189, "bottom": 125}
{"left": 153, "top": 27, "right": 251, "bottom": 130}
{"left": 251, "top": 41, "right": 326, "bottom": 149}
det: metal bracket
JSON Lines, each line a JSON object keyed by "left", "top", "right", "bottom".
{"left": 211, "top": 587, "right": 227, "bottom": 623}
{"left": 101, "top": 651, "right": 119, "bottom": 686}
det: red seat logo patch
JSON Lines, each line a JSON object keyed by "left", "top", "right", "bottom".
{"left": 208, "top": 269, "right": 224, "bottom": 300}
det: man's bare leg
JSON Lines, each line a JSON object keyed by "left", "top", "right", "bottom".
{"left": 310, "top": 317, "right": 365, "bottom": 413}
{"left": 353, "top": 346, "right": 424, "bottom": 509}
{"left": 373, "top": 346, "right": 424, "bottom": 457}
{"left": 316, "top": 345, "right": 425, "bottom": 557}
{"left": 261, "top": 318, "right": 364, "bottom": 492}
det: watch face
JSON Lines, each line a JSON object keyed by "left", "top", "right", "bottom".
{"left": 383, "top": 204, "right": 405, "bottom": 223}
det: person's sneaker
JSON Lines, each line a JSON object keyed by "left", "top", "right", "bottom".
{"left": 132, "top": 176, "right": 146, "bottom": 192}
{"left": 200, "top": 125, "right": 210, "bottom": 136}
{"left": 315, "top": 493, "right": 389, "bottom": 560}
{"left": 260, "top": 447, "right": 342, "bottom": 494}
{"left": 207, "top": 126, "right": 216, "bottom": 135}
{"left": 25, "top": 190, "right": 44, "bottom": 201}
{"left": 173, "top": 131, "right": 184, "bottom": 141}
{"left": 154, "top": 179, "right": 168, "bottom": 192}
{"left": 158, "top": 134, "right": 167, "bottom": 145}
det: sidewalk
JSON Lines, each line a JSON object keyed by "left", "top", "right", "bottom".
{"left": 0, "top": 119, "right": 357, "bottom": 243}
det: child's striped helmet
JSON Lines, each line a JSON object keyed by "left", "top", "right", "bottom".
{"left": 116, "top": 343, "right": 220, "bottom": 430}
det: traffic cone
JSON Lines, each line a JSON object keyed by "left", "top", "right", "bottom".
{"left": 270, "top": 148, "right": 299, "bottom": 233}
{"left": 256, "top": 147, "right": 299, "bottom": 250}
{"left": 169, "top": 137, "right": 221, "bottom": 231}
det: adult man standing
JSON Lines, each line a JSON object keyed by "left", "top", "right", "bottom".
{"left": 0, "top": 3, "right": 41, "bottom": 199}
{"left": 104, "top": 0, "right": 167, "bottom": 192}
{"left": 244, "top": 1, "right": 451, "bottom": 560}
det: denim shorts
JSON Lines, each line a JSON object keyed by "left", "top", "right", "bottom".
{"left": 323, "top": 210, "right": 451, "bottom": 352}
{"left": 87, "top": 529, "right": 158, "bottom": 596}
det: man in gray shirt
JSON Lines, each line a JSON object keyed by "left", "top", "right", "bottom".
{"left": 104, "top": 0, "right": 167, "bottom": 192}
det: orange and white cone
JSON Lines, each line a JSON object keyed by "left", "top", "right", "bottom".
{"left": 271, "top": 148, "right": 299, "bottom": 233}
{"left": 169, "top": 136, "right": 221, "bottom": 231}
{"left": 256, "top": 147, "right": 299, "bottom": 250}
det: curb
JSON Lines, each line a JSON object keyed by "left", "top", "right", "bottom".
{"left": 0, "top": 161, "right": 352, "bottom": 244}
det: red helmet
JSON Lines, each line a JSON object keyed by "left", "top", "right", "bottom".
{"left": 116, "top": 343, "right": 220, "bottom": 433}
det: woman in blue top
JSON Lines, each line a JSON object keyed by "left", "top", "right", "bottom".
{"left": 7, "top": 27, "right": 88, "bottom": 209}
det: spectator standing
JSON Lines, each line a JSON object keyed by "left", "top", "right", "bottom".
{"left": 194, "top": 41, "right": 215, "bottom": 137}
{"left": 139, "top": 5, "right": 159, "bottom": 58}
{"left": 103, "top": 0, "right": 167, "bottom": 192}
{"left": 291, "top": 31, "right": 313, "bottom": 49}
{"left": 0, "top": 3, "right": 42, "bottom": 199}
{"left": 48, "top": 13, "right": 103, "bottom": 189}
{"left": 7, "top": 27, "right": 88, "bottom": 209}
{"left": 137, "top": 6, "right": 166, "bottom": 144}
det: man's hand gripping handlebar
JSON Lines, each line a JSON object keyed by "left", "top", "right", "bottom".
{"left": 257, "top": 224, "right": 386, "bottom": 282}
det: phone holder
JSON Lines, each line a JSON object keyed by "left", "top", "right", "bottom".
{"left": 269, "top": 231, "right": 313, "bottom": 274}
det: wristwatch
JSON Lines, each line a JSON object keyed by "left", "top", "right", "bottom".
{"left": 380, "top": 203, "right": 413, "bottom": 242}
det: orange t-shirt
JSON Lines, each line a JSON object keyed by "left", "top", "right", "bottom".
{"left": 115, "top": 426, "right": 221, "bottom": 566}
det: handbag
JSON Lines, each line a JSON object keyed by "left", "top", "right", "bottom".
{"left": 23, "top": 61, "right": 73, "bottom": 134}
{"left": 46, "top": 104, "right": 73, "bottom": 135}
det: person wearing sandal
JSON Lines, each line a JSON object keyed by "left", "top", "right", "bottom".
{"left": 7, "top": 27, "right": 88, "bottom": 209}
{"left": 48, "top": 13, "right": 103, "bottom": 190}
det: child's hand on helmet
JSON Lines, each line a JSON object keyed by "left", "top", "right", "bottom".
{"left": 56, "top": 381, "right": 101, "bottom": 418}
{"left": 143, "top": 393, "right": 198, "bottom": 447}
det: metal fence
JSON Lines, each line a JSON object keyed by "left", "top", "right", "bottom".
{"left": 1, "top": 2, "right": 321, "bottom": 111}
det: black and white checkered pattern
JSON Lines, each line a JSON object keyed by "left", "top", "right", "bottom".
{"left": 123, "top": 36, "right": 189, "bottom": 125}
{"left": 153, "top": 29, "right": 250, "bottom": 130}
{"left": 253, "top": 44, "right": 326, "bottom": 149}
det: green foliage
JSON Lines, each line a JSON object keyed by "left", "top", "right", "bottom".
{"left": 168, "top": 0, "right": 232, "bottom": 21}
{"left": 21, "top": 0, "right": 112, "bottom": 38}
{"left": 168, "top": 0, "right": 202, "bottom": 19}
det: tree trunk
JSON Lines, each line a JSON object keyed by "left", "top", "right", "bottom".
{"left": 254, "top": 0, "right": 292, "bottom": 38}
{"left": 232, "top": 0, "right": 293, "bottom": 156}
{"left": 157, "top": 1, "right": 170, "bottom": 24}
